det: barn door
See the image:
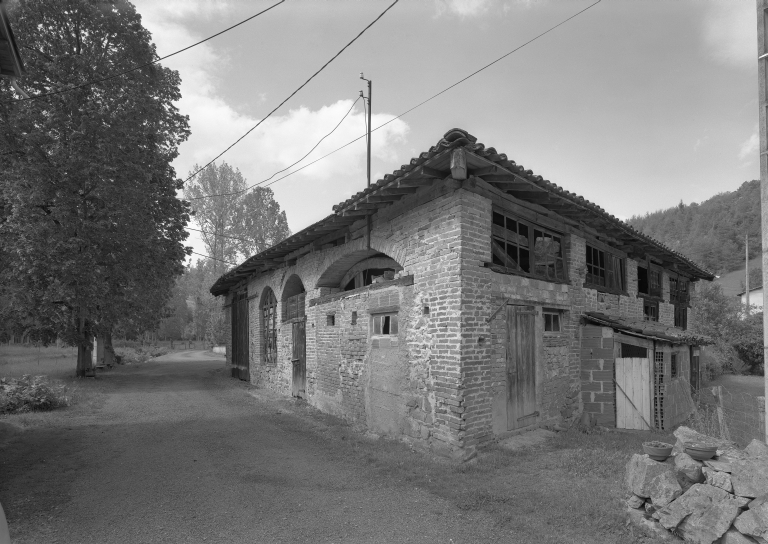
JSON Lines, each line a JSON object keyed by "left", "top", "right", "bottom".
{"left": 615, "top": 357, "right": 652, "bottom": 430}
{"left": 507, "top": 305, "right": 537, "bottom": 430}
{"left": 231, "top": 291, "right": 249, "bottom": 381}
{"left": 291, "top": 320, "right": 306, "bottom": 398}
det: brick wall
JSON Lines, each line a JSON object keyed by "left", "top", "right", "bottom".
{"left": 580, "top": 324, "right": 616, "bottom": 426}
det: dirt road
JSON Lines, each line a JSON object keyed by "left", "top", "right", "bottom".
{"left": 1, "top": 351, "right": 511, "bottom": 543}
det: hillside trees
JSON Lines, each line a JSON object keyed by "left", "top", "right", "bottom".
{"left": 0, "top": 0, "right": 190, "bottom": 376}
{"left": 628, "top": 181, "right": 761, "bottom": 274}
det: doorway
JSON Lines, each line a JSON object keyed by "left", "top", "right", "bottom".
{"left": 291, "top": 320, "right": 306, "bottom": 398}
{"left": 506, "top": 305, "right": 538, "bottom": 430}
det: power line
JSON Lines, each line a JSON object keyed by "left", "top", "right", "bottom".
{"left": 189, "top": 251, "right": 239, "bottom": 266}
{"left": 5, "top": 0, "right": 286, "bottom": 103}
{"left": 182, "top": 0, "right": 400, "bottom": 187}
{"left": 185, "top": 226, "right": 259, "bottom": 245}
{"left": 187, "top": 0, "right": 601, "bottom": 199}
{"left": 188, "top": 96, "right": 361, "bottom": 200}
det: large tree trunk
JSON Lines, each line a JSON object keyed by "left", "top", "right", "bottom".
{"left": 75, "top": 314, "right": 93, "bottom": 378}
{"left": 103, "top": 331, "right": 116, "bottom": 367}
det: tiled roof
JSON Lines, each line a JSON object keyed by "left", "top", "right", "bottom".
{"left": 211, "top": 128, "right": 714, "bottom": 296}
{"left": 584, "top": 311, "right": 713, "bottom": 345}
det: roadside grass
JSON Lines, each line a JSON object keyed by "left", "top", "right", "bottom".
{"left": 708, "top": 374, "right": 764, "bottom": 398}
{"left": 261, "top": 387, "right": 670, "bottom": 544}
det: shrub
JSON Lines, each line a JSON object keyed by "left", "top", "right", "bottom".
{"left": 0, "top": 375, "right": 70, "bottom": 414}
{"left": 113, "top": 346, "right": 168, "bottom": 365}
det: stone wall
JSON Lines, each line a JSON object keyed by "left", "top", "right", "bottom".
{"left": 625, "top": 426, "right": 768, "bottom": 544}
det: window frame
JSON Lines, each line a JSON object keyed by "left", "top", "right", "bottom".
{"left": 584, "top": 244, "right": 626, "bottom": 294}
{"left": 543, "top": 309, "right": 563, "bottom": 333}
{"left": 490, "top": 208, "right": 567, "bottom": 283}
{"left": 261, "top": 288, "right": 278, "bottom": 366}
{"left": 370, "top": 312, "right": 399, "bottom": 337}
{"left": 643, "top": 299, "right": 659, "bottom": 322}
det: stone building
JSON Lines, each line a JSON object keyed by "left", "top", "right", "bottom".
{"left": 211, "top": 128, "right": 714, "bottom": 460}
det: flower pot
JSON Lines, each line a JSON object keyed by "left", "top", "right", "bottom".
{"left": 643, "top": 441, "right": 673, "bottom": 461}
{"left": 684, "top": 443, "right": 718, "bottom": 461}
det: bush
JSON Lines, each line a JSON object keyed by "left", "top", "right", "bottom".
{"left": 0, "top": 375, "right": 70, "bottom": 414}
{"left": 113, "top": 346, "right": 168, "bottom": 365}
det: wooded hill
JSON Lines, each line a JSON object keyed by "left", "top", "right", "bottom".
{"left": 627, "top": 180, "right": 761, "bottom": 276}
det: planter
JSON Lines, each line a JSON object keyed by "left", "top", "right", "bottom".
{"left": 684, "top": 443, "right": 718, "bottom": 461}
{"left": 643, "top": 441, "right": 673, "bottom": 461}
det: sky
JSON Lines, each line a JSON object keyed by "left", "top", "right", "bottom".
{"left": 129, "top": 0, "right": 760, "bottom": 266}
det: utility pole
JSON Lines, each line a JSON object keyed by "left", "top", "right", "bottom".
{"left": 755, "top": 0, "right": 768, "bottom": 443}
{"left": 360, "top": 73, "right": 372, "bottom": 249}
{"left": 746, "top": 234, "right": 750, "bottom": 315}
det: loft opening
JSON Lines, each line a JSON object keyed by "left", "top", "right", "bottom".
{"left": 282, "top": 274, "right": 306, "bottom": 321}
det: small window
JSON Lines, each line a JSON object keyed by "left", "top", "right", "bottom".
{"left": 326, "top": 314, "right": 335, "bottom": 326}
{"left": 674, "top": 306, "right": 687, "bottom": 330}
{"left": 654, "top": 351, "right": 664, "bottom": 364}
{"left": 649, "top": 268, "right": 662, "bottom": 298}
{"left": 671, "top": 353, "right": 678, "bottom": 379}
{"left": 621, "top": 343, "right": 648, "bottom": 358}
{"left": 643, "top": 299, "right": 658, "bottom": 322}
{"left": 585, "top": 245, "right": 625, "bottom": 292}
{"left": 371, "top": 313, "right": 398, "bottom": 336}
{"left": 351, "top": 311, "right": 357, "bottom": 325}
{"left": 543, "top": 310, "right": 562, "bottom": 332}
{"left": 638, "top": 266, "right": 649, "bottom": 295}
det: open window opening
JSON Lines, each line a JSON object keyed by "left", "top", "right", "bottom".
{"left": 543, "top": 310, "right": 562, "bottom": 332}
{"left": 371, "top": 313, "right": 398, "bottom": 336}
{"left": 491, "top": 209, "right": 565, "bottom": 281}
{"left": 585, "top": 245, "right": 625, "bottom": 292}
{"left": 344, "top": 268, "right": 396, "bottom": 291}
{"left": 282, "top": 275, "right": 306, "bottom": 321}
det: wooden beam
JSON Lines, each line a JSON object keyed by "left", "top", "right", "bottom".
{"left": 450, "top": 148, "right": 467, "bottom": 180}
{"left": 365, "top": 194, "right": 402, "bottom": 203}
{"left": 468, "top": 165, "right": 501, "bottom": 177}
{"left": 380, "top": 186, "right": 419, "bottom": 195}
{"left": 417, "top": 165, "right": 448, "bottom": 179}
{"left": 396, "top": 178, "right": 436, "bottom": 189}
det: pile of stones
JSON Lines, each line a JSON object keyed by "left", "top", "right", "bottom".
{"left": 625, "top": 426, "right": 768, "bottom": 543}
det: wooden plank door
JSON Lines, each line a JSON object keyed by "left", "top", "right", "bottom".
{"left": 231, "top": 292, "right": 249, "bottom": 381}
{"left": 506, "top": 305, "right": 537, "bottom": 430}
{"left": 615, "top": 357, "right": 652, "bottom": 430}
{"left": 291, "top": 320, "right": 306, "bottom": 398}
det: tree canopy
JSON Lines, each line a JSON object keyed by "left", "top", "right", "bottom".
{"left": 0, "top": 0, "right": 190, "bottom": 374}
{"left": 183, "top": 161, "right": 290, "bottom": 275}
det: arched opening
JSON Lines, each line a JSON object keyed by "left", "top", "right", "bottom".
{"left": 315, "top": 250, "right": 404, "bottom": 291}
{"left": 261, "top": 287, "right": 277, "bottom": 365}
{"left": 341, "top": 255, "right": 402, "bottom": 291}
{"left": 282, "top": 274, "right": 306, "bottom": 322}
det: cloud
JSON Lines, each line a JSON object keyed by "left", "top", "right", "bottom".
{"left": 739, "top": 130, "right": 759, "bottom": 161}
{"left": 701, "top": 1, "right": 756, "bottom": 70}
{"left": 434, "top": 0, "right": 493, "bottom": 18}
{"left": 130, "top": 1, "right": 409, "bottom": 261}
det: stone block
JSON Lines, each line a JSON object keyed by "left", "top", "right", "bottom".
{"left": 732, "top": 459, "right": 768, "bottom": 499}
{"left": 745, "top": 439, "right": 768, "bottom": 459}
{"left": 734, "top": 500, "right": 768, "bottom": 542}
{"left": 704, "top": 459, "right": 733, "bottom": 473}
{"left": 720, "top": 528, "right": 760, "bottom": 544}
{"left": 672, "top": 426, "right": 739, "bottom": 455}
{"left": 676, "top": 452, "right": 705, "bottom": 483}
{"left": 676, "top": 502, "right": 741, "bottom": 544}
{"left": 703, "top": 467, "right": 733, "bottom": 493}
{"left": 626, "top": 453, "right": 674, "bottom": 498}
{"left": 627, "top": 494, "right": 645, "bottom": 509}
{"left": 657, "top": 483, "right": 735, "bottom": 530}
{"left": 649, "top": 471, "right": 683, "bottom": 507}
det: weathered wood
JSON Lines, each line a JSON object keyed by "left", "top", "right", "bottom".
{"left": 615, "top": 358, "right": 652, "bottom": 430}
{"left": 291, "top": 320, "right": 306, "bottom": 398}
{"left": 417, "top": 165, "right": 448, "bottom": 179}
{"left": 507, "top": 305, "right": 537, "bottom": 431}
{"left": 450, "top": 148, "right": 467, "bottom": 180}
{"left": 379, "top": 186, "right": 419, "bottom": 195}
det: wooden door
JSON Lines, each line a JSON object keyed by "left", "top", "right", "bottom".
{"left": 615, "top": 357, "right": 652, "bottom": 430}
{"left": 690, "top": 347, "right": 700, "bottom": 393}
{"left": 291, "top": 320, "right": 306, "bottom": 398}
{"left": 506, "top": 305, "right": 537, "bottom": 430}
{"left": 231, "top": 291, "right": 249, "bottom": 381}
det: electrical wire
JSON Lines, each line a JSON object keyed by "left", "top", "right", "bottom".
{"left": 5, "top": 0, "right": 286, "bottom": 103}
{"left": 188, "top": 0, "right": 601, "bottom": 199}
{"left": 188, "top": 96, "right": 361, "bottom": 200}
{"left": 185, "top": 226, "right": 259, "bottom": 245}
{"left": 189, "top": 251, "right": 239, "bottom": 266}
{"left": 182, "top": 0, "right": 400, "bottom": 187}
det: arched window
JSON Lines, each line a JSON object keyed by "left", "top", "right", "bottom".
{"left": 261, "top": 288, "right": 277, "bottom": 365}
{"left": 282, "top": 275, "right": 306, "bottom": 321}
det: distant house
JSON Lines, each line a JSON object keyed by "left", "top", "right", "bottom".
{"left": 211, "top": 128, "right": 714, "bottom": 459}
{"left": 0, "top": 0, "right": 25, "bottom": 79}
{"left": 736, "top": 286, "right": 763, "bottom": 315}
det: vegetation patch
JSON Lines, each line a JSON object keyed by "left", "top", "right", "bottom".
{"left": 0, "top": 374, "right": 70, "bottom": 414}
{"left": 114, "top": 346, "right": 169, "bottom": 365}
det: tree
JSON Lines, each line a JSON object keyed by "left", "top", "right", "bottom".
{"left": 183, "top": 161, "right": 290, "bottom": 274}
{"left": 0, "top": 0, "right": 190, "bottom": 375}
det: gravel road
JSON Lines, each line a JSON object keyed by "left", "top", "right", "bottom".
{"left": 1, "top": 351, "right": 511, "bottom": 543}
